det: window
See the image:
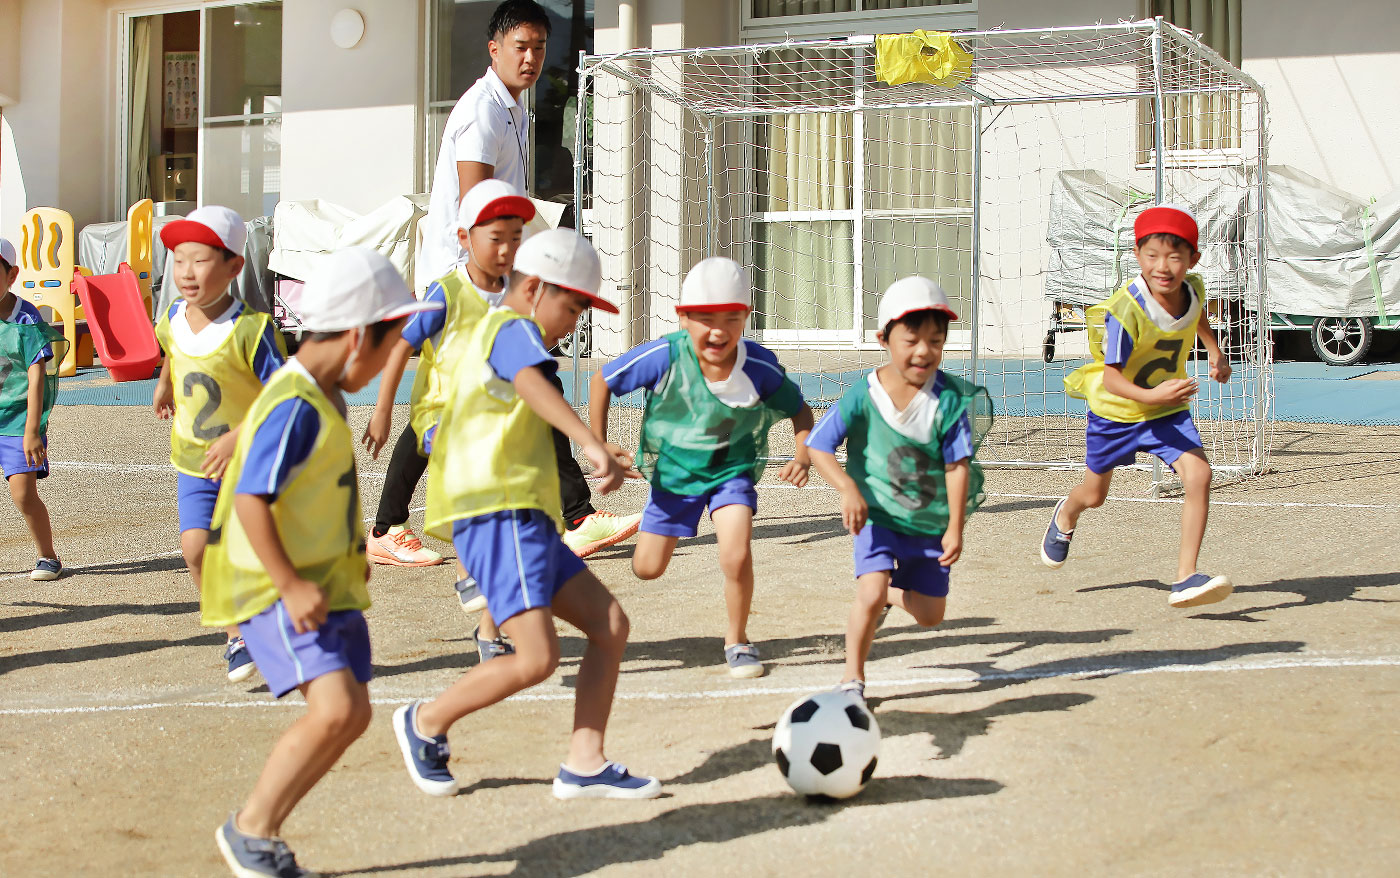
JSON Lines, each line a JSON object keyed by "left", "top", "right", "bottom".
{"left": 424, "top": 0, "right": 593, "bottom": 201}
{"left": 743, "top": 1, "right": 975, "bottom": 42}
{"left": 1139, "top": 0, "right": 1243, "bottom": 162}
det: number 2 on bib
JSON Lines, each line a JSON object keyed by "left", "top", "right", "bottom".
{"left": 886, "top": 446, "right": 939, "bottom": 510}
{"left": 183, "top": 372, "right": 229, "bottom": 440}
{"left": 1132, "top": 338, "right": 1186, "bottom": 389}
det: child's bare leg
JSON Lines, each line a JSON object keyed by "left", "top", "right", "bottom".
{"left": 415, "top": 607, "right": 558, "bottom": 737}
{"left": 238, "top": 670, "right": 372, "bottom": 838}
{"left": 631, "top": 532, "right": 678, "bottom": 580}
{"left": 711, "top": 504, "right": 754, "bottom": 646}
{"left": 1172, "top": 450, "right": 1213, "bottom": 580}
{"left": 9, "top": 473, "right": 56, "bottom": 560}
{"left": 1059, "top": 468, "right": 1114, "bottom": 531}
{"left": 180, "top": 527, "right": 238, "bottom": 640}
{"left": 551, "top": 569, "right": 629, "bottom": 772}
{"left": 844, "top": 572, "right": 891, "bottom": 684}
{"left": 888, "top": 588, "right": 946, "bottom": 628}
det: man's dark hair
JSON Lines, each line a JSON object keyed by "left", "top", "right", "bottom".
{"left": 303, "top": 316, "right": 406, "bottom": 346}
{"left": 883, "top": 308, "right": 950, "bottom": 341}
{"left": 488, "top": 0, "right": 552, "bottom": 42}
{"left": 1135, "top": 232, "right": 1197, "bottom": 255}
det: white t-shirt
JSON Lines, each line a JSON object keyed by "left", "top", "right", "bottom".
{"left": 420, "top": 67, "right": 530, "bottom": 289}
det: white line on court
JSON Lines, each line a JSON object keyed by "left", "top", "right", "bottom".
{"left": 4, "top": 653, "right": 1397, "bottom": 717}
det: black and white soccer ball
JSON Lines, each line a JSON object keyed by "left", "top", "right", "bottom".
{"left": 772, "top": 690, "right": 880, "bottom": 799}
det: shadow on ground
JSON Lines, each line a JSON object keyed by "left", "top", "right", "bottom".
{"left": 335, "top": 774, "right": 1002, "bottom": 877}
{"left": 1079, "top": 572, "right": 1400, "bottom": 623}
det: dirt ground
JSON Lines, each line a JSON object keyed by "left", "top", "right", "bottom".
{"left": 2, "top": 405, "right": 1399, "bottom": 877}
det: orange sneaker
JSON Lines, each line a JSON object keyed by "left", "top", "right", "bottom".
{"left": 561, "top": 511, "right": 643, "bottom": 558}
{"left": 367, "top": 526, "right": 444, "bottom": 567}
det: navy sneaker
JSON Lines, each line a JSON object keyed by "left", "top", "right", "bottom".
{"left": 1169, "top": 573, "right": 1233, "bottom": 608}
{"left": 552, "top": 761, "right": 661, "bottom": 800}
{"left": 29, "top": 557, "right": 61, "bottom": 582}
{"left": 225, "top": 637, "right": 257, "bottom": 684}
{"left": 724, "top": 642, "right": 764, "bottom": 679}
{"left": 392, "top": 701, "right": 458, "bottom": 796}
{"left": 474, "top": 626, "right": 515, "bottom": 663}
{"left": 215, "top": 813, "right": 316, "bottom": 878}
{"left": 1040, "top": 498, "right": 1074, "bottom": 569}
{"left": 455, "top": 576, "right": 487, "bottom": 614}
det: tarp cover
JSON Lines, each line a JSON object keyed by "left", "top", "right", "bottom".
{"left": 269, "top": 195, "right": 429, "bottom": 289}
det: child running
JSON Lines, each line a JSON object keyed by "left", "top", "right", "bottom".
{"left": 153, "top": 207, "right": 286, "bottom": 682}
{"left": 1048, "top": 205, "right": 1234, "bottom": 608}
{"left": 361, "top": 179, "right": 534, "bottom": 660}
{"left": 806, "top": 278, "right": 991, "bottom": 703}
{"left": 589, "top": 257, "right": 814, "bottom": 679}
{"left": 0, "top": 238, "right": 66, "bottom": 581}
{"left": 396, "top": 229, "right": 659, "bottom": 800}
{"left": 202, "top": 247, "right": 440, "bottom": 878}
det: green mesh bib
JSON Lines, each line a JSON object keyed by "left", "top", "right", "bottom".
{"left": 0, "top": 319, "right": 68, "bottom": 437}
{"left": 843, "top": 371, "right": 993, "bottom": 536}
{"left": 639, "top": 332, "right": 801, "bottom": 496}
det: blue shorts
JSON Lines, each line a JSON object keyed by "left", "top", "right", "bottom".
{"left": 419, "top": 423, "right": 437, "bottom": 455}
{"left": 1084, "top": 410, "right": 1204, "bottom": 474}
{"left": 641, "top": 476, "right": 758, "bottom": 538}
{"left": 177, "top": 472, "right": 221, "bottom": 533}
{"left": 853, "top": 524, "right": 950, "bottom": 597}
{"left": 452, "top": 508, "right": 586, "bottom": 626}
{"left": 238, "top": 603, "right": 373, "bottom": 698}
{"left": 0, "top": 434, "right": 47, "bottom": 479}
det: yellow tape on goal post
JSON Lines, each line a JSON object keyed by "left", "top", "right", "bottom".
{"left": 875, "top": 30, "right": 974, "bottom": 87}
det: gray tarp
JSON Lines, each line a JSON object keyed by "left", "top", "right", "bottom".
{"left": 1045, "top": 168, "right": 1255, "bottom": 307}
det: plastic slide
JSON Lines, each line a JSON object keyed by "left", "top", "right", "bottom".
{"left": 71, "top": 264, "right": 162, "bottom": 382}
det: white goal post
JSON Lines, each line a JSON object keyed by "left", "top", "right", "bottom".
{"left": 574, "top": 18, "right": 1272, "bottom": 481}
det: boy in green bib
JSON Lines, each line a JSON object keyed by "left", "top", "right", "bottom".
{"left": 397, "top": 229, "right": 659, "bottom": 800}
{"left": 203, "top": 247, "right": 442, "bottom": 878}
{"left": 589, "top": 257, "right": 815, "bottom": 679}
{"left": 806, "top": 278, "right": 991, "bottom": 703}
{"left": 0, "top": 237, "right": 68, "bottom": 582}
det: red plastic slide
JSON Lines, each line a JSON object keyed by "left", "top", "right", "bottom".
{"left": 71, "top": 264, "right": 162, "bottom": 382}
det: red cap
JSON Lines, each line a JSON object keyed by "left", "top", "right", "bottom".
{"left": 1134, "top": 205, "right": 1198, "bottom": 252}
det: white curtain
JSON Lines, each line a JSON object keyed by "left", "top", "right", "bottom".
{"left": 1142, "top": 0, "right": 1243, "bottom": 153}
{"left": 751, "top": 0, "right": 968, "bottom": 16}
{"left": 128, "top": 18, "right": 152, "bottom": 203}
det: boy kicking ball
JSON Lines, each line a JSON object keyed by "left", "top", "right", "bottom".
{"left": 1048, "top": 205, "right": 1233, "bottom": 608}
{"left": 202, "top": 248, "right": 441, "bottom": 877}
{"left": 397, "top": 229, "right": 659, "bottom": 800}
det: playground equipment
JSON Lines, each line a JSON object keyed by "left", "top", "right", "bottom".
{"left": 15, "top": 207, "right": 94, "bottom": 377}
{"left": 71, "top": 264, "right": 161, "bottom": 382}
{"left": 126, "top": 199, "right": 156, "bottom": 318}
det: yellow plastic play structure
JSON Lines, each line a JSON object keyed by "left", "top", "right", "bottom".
{"left": 126, "top": 198, "right": 156, "bottom": 318}
{"left": 15, "top": 207, "right": 93, "bottom": 377}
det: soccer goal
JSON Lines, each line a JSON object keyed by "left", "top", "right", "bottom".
{"left": 575, "top": 18, "right": 1271, "bottom": 481}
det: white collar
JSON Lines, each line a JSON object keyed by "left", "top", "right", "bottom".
{"left": 484, "top": 67, "right": 524, "bottom": 114}
{"left": 866, "top": 370, "right": 940, "bottom": 445}
{"left": 179, "top": 296, "right": 241, "bottom": 329}
{"left": 1130, "top": 275, "right": 1198, "bottom": 332}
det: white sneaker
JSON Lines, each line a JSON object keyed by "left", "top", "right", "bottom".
{"left": 367, "top": 526, "right": 443, "bottom": 567}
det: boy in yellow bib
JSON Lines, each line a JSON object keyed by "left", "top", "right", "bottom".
{"left": 203, "top": 247, "right": 441, "bottom": 878}
{"left": 1048, "top": 205, "right": 1234, "bottom": 608}
{"left": 153, "top": 207, "right": 286, "bottom": 682}
{"left": 394, "top": 229, "right": 660, "bottom": 800}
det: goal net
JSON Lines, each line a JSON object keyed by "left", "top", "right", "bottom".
{"left": 576, "top": 19, "right": 1271, "bottom": 480}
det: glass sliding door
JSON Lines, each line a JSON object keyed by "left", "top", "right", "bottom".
{"left": 201, "top": 2, "right": 282, "bottom": 218}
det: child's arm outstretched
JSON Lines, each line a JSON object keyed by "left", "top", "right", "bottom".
{"left": 1197, "top": 309, "right": 1231, "bottom": 383}
{"left": 23, "top": 362, "right": 46, "bottom": 467}
{"left": 518, "top": 365, "right": 622, "bottom": 493}
{"left": 235, "top": 493, "right": 328, "bottom": 633}
{"left": 588, "top": 365, "right": 640, "bottom": 478}
{"left": 361, "top": 338, "right": 414, "bottom": 458}
{"left": 939, "top": 458, "right": 969, "bottom": 565}
{"left": 778, "top": 403, "right": 815, "bottom": 487}
{"left": 153, "top": 357, "right": 175, "bottom": 419}
{"left": 808, "top": 448, "right": 866, "bottom": 535}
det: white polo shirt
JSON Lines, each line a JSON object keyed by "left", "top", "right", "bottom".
{"left": 420, "top": 67, "right": 530, "bottom": 289}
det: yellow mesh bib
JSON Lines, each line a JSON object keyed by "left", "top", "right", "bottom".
{"left": 200, "top": 367, "right": 369, "bottom": 627}
{"left": 408, "top": 270, "right": 493, "bottom": 443}
{"left": 425, "top": 308, "right": 560, "bottom": 541}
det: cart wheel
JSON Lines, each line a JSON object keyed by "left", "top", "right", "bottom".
{"left": 1310, "top": 317, "right": 1372, "bottom": 366}
{"left": 1042, "top": 330, "right": 1056, "bottom": 363}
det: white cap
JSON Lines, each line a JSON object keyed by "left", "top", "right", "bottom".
{"left": 513, "top": 228, "right": 618, "bottom": 314}
{"left": 678, "top": 257, "right": 752, "bottom": 312}
{"left": 458, "top": 179, "right": 536, "bottom": 230}
{"left": 299, "top": 246, "right": 442, "bottom": 333}
{"left": 877, "top": 276, "right": 959, "bottom": 328}
{"left": 159, "top": 205, "right": 248, "bottom": 255}
{"left": 0, "top": 237, "right": 16, "bottom": 270}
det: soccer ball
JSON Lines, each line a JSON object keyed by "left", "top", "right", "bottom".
{"left": 772, "top": 690, "right": 880, "bottom": 799}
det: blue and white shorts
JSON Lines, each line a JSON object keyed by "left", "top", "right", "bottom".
{"left": 239, "top": 602, "right": 373, "bottom": 698}
{"left": 640, "top": 475, "right": 757, "bottom": 538}
{"left": 1084, "top": 410, "right": 1204, "bottom": 475}
{"left": 853, "top": 524, "right": 950, "bottom": 598}
{"left": 452, "top": 509, "right": 586, "bottom": 626}
{"left": 0, "top": 434, "right": 47, "bottom": 479}
{"left": 177, "top": 472, "right": 222, "bottom": 533}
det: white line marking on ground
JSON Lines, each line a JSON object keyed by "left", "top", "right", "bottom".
{"left": 5, "top": 654, "right": 1396, "bottom": 716}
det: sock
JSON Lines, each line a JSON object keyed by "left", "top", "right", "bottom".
{"left": 563, "top": 760, "right": 611, "bottom": 777}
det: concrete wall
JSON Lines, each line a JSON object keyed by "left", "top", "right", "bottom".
{"left": 0, "top": 2, "right": 19, "bottom": 106}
